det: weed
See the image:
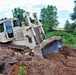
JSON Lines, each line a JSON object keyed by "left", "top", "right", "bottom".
{"left": 18, "top": 66, "right": 26, "bottom": 75}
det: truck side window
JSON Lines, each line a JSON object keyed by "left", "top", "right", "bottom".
{"left": 0, "top": 23, "right": 4, "bottom": 32}
{"left": 13, "top": 20, "right": 18, "bottom": 27}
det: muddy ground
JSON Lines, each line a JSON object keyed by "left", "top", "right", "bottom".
{"left": 0, "top": 46, "right": 76, "bottom": 75}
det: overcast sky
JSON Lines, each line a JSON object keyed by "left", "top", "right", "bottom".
{"left": 0, "top": 0, "right": 74, "bottom": 28}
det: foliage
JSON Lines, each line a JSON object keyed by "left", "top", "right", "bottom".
{"left": 70, "top": 23, "right": 76, "bottom": 30}
{"left": 0, "top": 17, "right": 7, "bottom": 21}
{"left": 29, "top": 17, "right": 36, "bottom": 24}
{"left": 46, "top": 30, "right": 76, "bottom": 48}
{"left": 12, "top": 7, "right": 27, "bottom": 25}
{"left": 69, "top": 0, "right": 76, "bottom": 32}
{"left": 64, "top": 20, "right": 71, "bottom": 31}
{"left": 64, "top": 21, "right": 76, "bottom": 32}
{"left": 73, "top": 29, "right": 76, "bottom": 35}
{"left": 18, "top": 66, "right": 26, "bottom": 75}
{"left": 70, "top": 0, "right": 76, "bottom": 21}
{"left": 40, "top": 5, "right": 59, "bottom": 32}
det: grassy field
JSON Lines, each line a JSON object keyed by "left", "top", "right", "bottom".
{"left": 46, "top": 30, "right": 76, "bottom": 48}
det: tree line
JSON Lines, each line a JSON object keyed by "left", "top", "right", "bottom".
{"left": 1, "top": 0, "right": 76, "bottom": 33}
{"left": 65, "top": 0, "right": 76, "bottom": 32}
{"left": 12, "top": 5, "right": 59, "bottom": 33}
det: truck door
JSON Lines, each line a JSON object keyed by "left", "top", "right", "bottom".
{"left": 5, "top": 21, "right": 14, "bottom": 38}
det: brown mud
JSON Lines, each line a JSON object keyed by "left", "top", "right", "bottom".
{"left": 0, "top": 45, "right": 76, "bottom": 75}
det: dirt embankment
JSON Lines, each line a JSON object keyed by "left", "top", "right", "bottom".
{"left": 44, "top": 46, "right": 76, "bottom": 75}
{"left": 0, "top": 46, "right": 76, "bottom": 75}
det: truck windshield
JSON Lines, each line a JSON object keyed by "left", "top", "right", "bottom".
{"left": 5, "top": 21, "right": 13, "bottom": 33}
{"left": 5, "top": 21, "right": 13, "bottom": 38}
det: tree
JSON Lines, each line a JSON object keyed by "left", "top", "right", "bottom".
{"left": 70, "top": 0, "right": 76, "bottom": 21}
{"left": 40, "top": 5, "right": 59, "bottom": 32}
{"left": 12, "top": 7, "right": 26, "bottom": 24}
{"left": 71, "top": 23, "right": 76, "bottom": 30}
{"left": 64, "top": 20, "right": 71, "bottom": 30}
{"left": 70, "top": 0, "right": 76, "bottom": 31}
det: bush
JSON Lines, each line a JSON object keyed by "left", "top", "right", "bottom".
{"left": 73, "top": 29, "right": 76, "bottom": 35}
{"left": 46, "top": 30, "right": 76, "bottom": 48}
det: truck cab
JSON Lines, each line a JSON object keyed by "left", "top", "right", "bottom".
{"left": 0, "top": 18, "right": 21, "bottom": 43}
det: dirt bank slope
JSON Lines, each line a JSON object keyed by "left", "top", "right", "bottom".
{"left": 44, "top": 46, "right": 76, "bottom": 75}
{"left": 0, "top": 46, "right": 76, "bottom": 75}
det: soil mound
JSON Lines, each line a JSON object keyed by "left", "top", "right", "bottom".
{"left": 9, "top": 57, "right": 62, "bottom": 75}
{"left": 44, "top": 46, "right": 76, "bottom": 75}
{"left": 0, "top": 46, "right": 76, "bottom": 75}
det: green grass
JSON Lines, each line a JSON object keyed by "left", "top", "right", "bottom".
{"left": 18, "top": 66, "right": 26, "bottom": 75}
{"left": 64, "top": 44, "right": 76, "bottom": 48}
{"left": 46, "top": 30, "right": 76, "bottom": 48}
